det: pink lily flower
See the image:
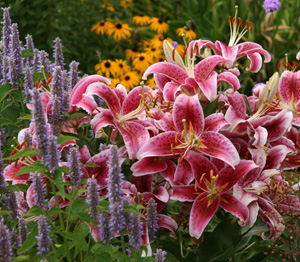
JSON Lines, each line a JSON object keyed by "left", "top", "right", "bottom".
{"left": 171, "top": 151, "right": 257, "bottom": 239}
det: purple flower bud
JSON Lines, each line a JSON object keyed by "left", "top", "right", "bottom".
{"left": 154, "top": 249, "right": 167, "bottom": 262}
{"left": 32, "top": 173, "right": 45, "bottom": 209}
{"left": 69, "top": 61, "right": 79, "bottom": 91}
{"left": 51, "top": 66, "right": 63, "bottom": 97}
{"left": 53, "top": 37, "right": 64, "bottom": 69}
{"left": 48, "top": 135, "right": 60, "bottom": 172}
{"left": 18, "top": 217, "right": 28, "bottom": 245}
{"left": 10, "top": 23, "right": 23, "bottom": 76}
{"left": 147, "top": 198, "right": 158, "bottom": 242}
{"left": 48, "top": 95, "right": 61, "bottom": 136}
{"left": 23, "top": 131, "right": 32, "bottom": 148}
{"left": 1, "top": 7, "right": 12, "bottom": 56}
{"left": 25, "top": 34, "right": 35, "bottom": 68}
{"left": 171, "top": 41, "right": 179, "bottom": 48}
{"left": 37, "top": 215, "right": 52, "bottom": 256}
{"left": 9, "top": 229, "right": 19, "bottom": 257}
{"left": 8, "top": 57, "right": 18, "bottom": 87}
{"left": 1, "top": 55, "right": 9, "bottom": 85}
{"left": 24, "top": 67, "right": 33, "bottom": 102}
{"left": 107, "top": 145, "right": 125, "bottom": 234}
{"left": 99, "top": 211, "right": 111, "bottom": 244}
{"left": 86, "top": 178, "right": 100, "bottom": 219}
{"left": 129, "top": 214, "right": 143, "bottom": 251}
{"left": 40, "top": 50, "right": 50, "bottom": 74}
{"left": 0, "top": 147, "right": 6, "bottom": 192}
{"left": 0, "top": 53, "right": 3, "bottom": 83}
{"left": 32, "top": 89, "right": 49, "bottom": 165}
{"left": 8, "top": 191, "right": 19, "bottom": 220}
{"left": 263, "top": 0, "right": 281, "bottom": 13}
{"left": 0, "top": 218, "right": 11, "bottom": 262}
{"left": 68, "top": 147, "right": 82, "bottom": 187}
{"left": 32, "top": 49, "right": 40, "bottom": 72}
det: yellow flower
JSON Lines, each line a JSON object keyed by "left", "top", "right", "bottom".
{"left": 140, "top": 40, "right": 151, "bottom": 49}
{"left": 114, "top": 59, "right": 130, "bottom": 76}
{"left": 145, "top": 46, "right": 162, "bottom": 58}
{"left": 91, "top": 20, "right": 112, "bottom": 35}
{"left": 120, "top": 71, "right": 141, "bottom": 91}
{"left": 120, "top": 0, "right": 133, "bottom": 8}
{"left": 154, "top": 54, "right": 166, "bottom": 63}
{"left": 101, "top": 3, "right": 115, "bottom": 11}
{"left": 176, "top": 27, "right": 197, "bottom": 41}
{"left": 109, "top": 78, "right": 122, "bottom": 89}
{"left": 107, "top": 22, "right": 132, "bottom": 42}
{"left": 150, "top": 35, "right": 165, "bottom": 49}
{"left": 149, "top": 17, "right": 169, "bottom": 34}
{"left": 95, "top": 60, "right": 117, "bottom": 78}
{"left": 146, "top": 78, "right": 156, "bottom": 89}
{"left": 125, "top": 49, "right": 139, "bottom": 61}
{"left": 132, "top": 53, "right": 153, "bottom": 73}
{"left": 132, "top": 15, "right": 151, "bottom": 26}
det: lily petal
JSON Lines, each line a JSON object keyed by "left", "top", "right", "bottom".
{"left": 171, "top": 185, "right": 199, "bottom": 202}
{"left": 220, "top": 193, "right": 248, "bottom": 221}
{"left": 131, "top": 157, "right": 168, "bottom": 176}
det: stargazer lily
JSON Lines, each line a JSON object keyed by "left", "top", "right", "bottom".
{"left": 171, "top": 151, "right": 257, "bottom": 239}
{"left": 137, "top": 93, "right": 240, "bottom": 171}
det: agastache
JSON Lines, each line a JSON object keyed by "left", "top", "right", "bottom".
{"left": 1, "top": 7, "right": 12, "bottom": 56}
{"left": 32, "top": 173, "right": 46, "bottom": 209}
{"left": 86, "top": 177, "right": 100, "bottom": 219}
{"left": 18, "top": 217, "right": 28, "bottom": 246}
{"left": 10, "top": 23, "right": 23, "bottom": 77}
{"left": 69, "top": 61, "right": 79, "bottom": 91}
{"left": 68, "top": 147, "right": 82, "bottom": 187}
{"left": 129, "top": 214, "right": 143, "bottom": 251}
{"left": 37, "top": 215, "right": 52, "bottom": 257}
{"left": 146, "top": 198, "right": 158, "bottom": 242}
{"left": 53, "top": 37, "right": 64, "bottom": 69}
{"left": 8, "top": 191, "right": 19, "bottom": 220}
{"left": 24, "top": 67, "right": 34, "bottom": 102}
{"left": 48, "top": 135, "right": 60, "bottom": 172}
{"left": 99, "top": 211, "right": 112, "bottom": 244}
{"left": 0, "top": 217, "right": 11, "bottom": 262}
{"left": 25, "top": 34, "right": 34, "bottom": 68}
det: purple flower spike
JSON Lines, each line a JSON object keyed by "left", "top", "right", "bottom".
{"left": 0, "top": 218, "right": 11, "bottom": 262}
{"left": 24, "top": 67, "right": 33, "bottom": 102}
{"left": 37, "top": 215, "right": 52, "bottom": 257}
{"left": 99, "top": 211, "right": 112, "bottom": 244}
{"left": 1, "top": 7, "right": 12, "bottom": 56}
{"left": 10, "top": 23, "right": 23, "bottom": 76}
{"left": 154, "top": 249, "right": 167, "bottom": 262}
{"left": 0, "top": 53, "right": 3, "bottom": 83}
{"left": 68, "top": 147, "right": 82, "bottom": 187}
{"left": 0, "top": 147, "right": 6, "bottom": 192}
{"left": 32, "top": 49, "right": 40, "bottom": 72}
{"left": 32, "top": 173, "right": 46, "bottom": 209}
{"left": 129, "top": 214, "right": 143, "bottom": 251}
{"left": 263, "top": 0, "right": 281, "bottom": 13}
{"left": 108, "top": 145, "right": 125, "bottom": 234}
{"left": 53, "top": 37, "right": 64, "bottom": 69}
{"left": 86, "top": 178, "right": 100, "bottom": 219}
{"left": 18, "top": 217, "right": 28, "bottom": 246}
{"left": 9, "top": 229, "right": 19, "bottom": 257}
{"left": 69, "top": 61, "right": 80, "bottom": 91}
{"left": 8, "top": 191, "right": 19, "bottom": 220}
{"left": 147, "top": 198, "right": 158, "bottom": 242}
{"left": 25, "top": 34, "right": 35, "bottom": 68}
{"left": 32, "top": 89, "right": 49, "bottom": 165}
{"left": 8, "top": 57, "right": 18, "bottom": 87}
{"left": 40, "top": 50, "right": 50, "bottom": 73}
{"left": 48, "top": 135, "right": 60, "bottom": 172}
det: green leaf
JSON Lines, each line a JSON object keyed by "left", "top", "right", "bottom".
{"left": 48, "top": 206, "right": 63, "bottom": 216}
{"left": 6, "top": 184, "right": 28, "bottom": 192}
{"left": 99, "top": 200, "right": 110, "bottom": 212}
{"left": 124, "top": 205, "right": 145, "bottom": 218}
{"left": 14, "top": 161, "right": 46, "bottom": 177}
{"left": 3, "top": 148, "right": 39, "bottom": 161}
{"left": 22, "top": 49, "right": 34, "bottom": 58}
{"left": 57, "top": 136, "right": 79, "bottom": 145}
{"left": 83, "top": 163, "right": 100, "bottom": 167}
{"left": 0, "top": 210, "right": 12, "bottom": 215}
{"left": 23, "top": 206, "right": 46, "bottom": 218}
{"left": 203, "top": 95, "right": 220, "bottom": 117}
{"left": 32, "top": 72, "right": 45, "bottom": 83}
{"left": 17, "top": 223, "right": 38, "bottom": 254}
{"left": 67, "top": 111, "right": 89, "bottom": 121}
{"left": 245, "top": 96, "right": 253, "bottom": 115}
{"left": 17, "top": 114, "right": 32, "bottom": 121}
{"left": 10, "top": 255, "right": 31, "bottom": 262}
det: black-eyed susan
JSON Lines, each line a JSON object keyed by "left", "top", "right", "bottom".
{"left": 145, "top": 46, "right": 163, "bottom": 58}
{"left": 109, "top": 78, "right": 121, "bottom": 89}
{"left": 146, "top": 78, "right": 156, "bottom": 89}
{"left": 114, "top": 59, "right": 130, "bottom": 76}
{"left": 140, "top": 40, "right": 151, "bottom": 49}
{"left": 176, "top": 27, "right": 197, "bottom": 41}
{"left": 149, "top": 17, "right": 169, "bottom": 34}
{"left": 125, "top": 49, "right": 139, "bottom": 61}
{"left": 150, "top": 35, "right": 165, "bottom": 49}
{"left": 91, "top": 20, "right": 112, "bottom": 35}
{"left": 120, "top": 0, "right": 132, "bottom": 8}
{"left": 132, "top": 53, "right": 153, "bottom": 73}
{"left": 107, "top": 22, "right": 132, "bottom": 42}
{"left": 154, "top": 54, "right": 166, "bottom": 63}
{"left": 101, "top": 2, "right": 115, "bottom": 11}
{"left": 95, "top": 60, "right": 117, "bottom": 78}
{"left": 132, "top": 15, "right": 151, "bottom": 26}
{"left": 120, "top": 71, "right": 141, "bottom": 91}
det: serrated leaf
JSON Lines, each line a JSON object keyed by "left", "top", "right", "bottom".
{"left": 17, "top": 223, "right": 38, "bottom": 254}
{"left": 23, "top": 206, "right": 46, "bottom": 218}
{"left": 57, "top": 136, "right": 79, "bottom": 145}
{"left": 22, "top": 49, "right": 34, "bottom": 58}
{"left": 4, "top": 148, "right": 39, "bottom": 161}
{"left": 6, "top": 183, "right": 28, "bottom": 192}
{"left": 48, "top": 206, "right": 63, "bottom": 216}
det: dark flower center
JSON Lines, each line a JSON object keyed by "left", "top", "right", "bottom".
{"left": 151, "top": 48, "right": 156, "bottom": 52}
{"left": 105, "top": 62, "right": 111, "bottom": 68}
{"left": 139, "top": 56, "right": 145, "bottom": 61}
{"left": 100, "top": 22, "right": 105, "bottom": 26}
{"left": 125, "top": 76, "right": 130, "bottom": 80}
{"left": 116, "top": 23, "right": 122, "bottom": 29}
{"left": 158, "top": 19, "right": 163, "bottom": 24}
{"left": 139, "top": 15, "right": 144, "bottom": 17}
{"left": 119, "top": 64, "right": 123, "bottom": 68}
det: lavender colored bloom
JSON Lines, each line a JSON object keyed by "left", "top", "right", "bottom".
{"left": 48, "top": 135, "right": 60, "bottom": 172}
{"left": 86, "top": 178, "right": 100, "bottom": 219}
{"left": 8, "top": 191, "right": 19, "bottom": 220}
{"left": 32, "top": 49, "right": 40, "bottom": 72}
{"left": 32, "top": 89, "right": 49, "bottom": 165}
{"left": 107, "top": 145, "right": 125, "bottom": 234}
{"left": 1, "top": 7, "right": 12, "bottom": 56}
{"left": 68, "top": 147, "right": 82, "bottom": 186}
{"left": 147, "top": 198, "right": 158, "bottom": 242}
{"left": 9, "top": 229, "right": 19, "bottom": 257}
{"left": 129, "top": 214, "right": 143, "bottom": 251}
{"left": 24, "top": 67, "right": 33, "bottom": 102}
{"left": 32, "top": 173, "right": 45, "bottom": 209}
{"left": 48, "top": 95, "right": 61, "bottom": 136}
{"left": 18, "top": 217, "right": 28, "bottom": 245}
{"left": 25, "top": 34, "right": 35, "bottom": 68}
{"left": 0, "top": 147, "right": 6, "bottom": 192}
{"left": 0, "top": 218, "right": 11, "bottom": 262}
{"left": 263, "top": 0, "right": 281, "bottom": 13}
{"left": 2, "top": 55, "right": 9, "bottom": 85}
{"left": 40, "top": 50, "right": 50, "bottom": 74}
{"left": 69, "top": 61, "right": 79, "bottom": 91}
{"left": 0, "top": 53, "right": 3, "bottom": 83}
{"left": 99, "top": 211, "right": 111, "bottom": 244}
{"left": 23, "top": 131, "right": 32, "bottom": 148}
{"left": 10, "top": 23, "right": 23, "bottom": 76}
{"left": 53, "top": 37, "right": 64, "bottom": 69}
{"left": 51, "top": 66, "right": 63, "bottom": 98}
{"left": 154, "top": 249, "right": 167, "bottom": 262}
{"left": 37, "top": 215, "right": 52, "bottom": 256}
{"left": 0, "top": 128, "right": 6, "bottom": 145}
{"left": 8, "top": 57, "right": 18, "bottom": 87}
{"left": 171, "top": 41, "right": 179, "bottom": 48}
